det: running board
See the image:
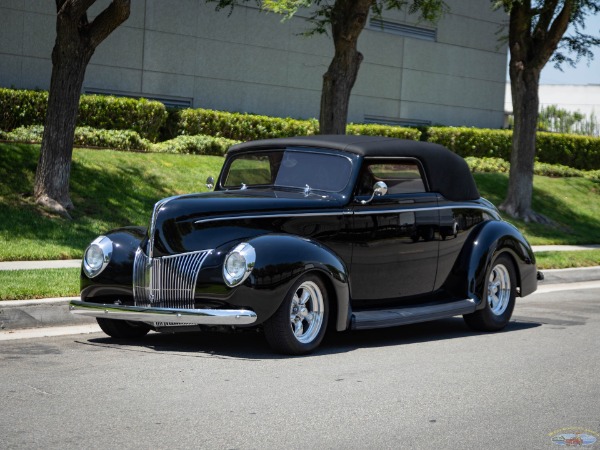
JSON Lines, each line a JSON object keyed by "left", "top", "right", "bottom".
{"left": 351, "top": 299, "right": 476, "bottom": 330}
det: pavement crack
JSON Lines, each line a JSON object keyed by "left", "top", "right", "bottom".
{"left": 25, "top": 384, "right": 53, "bottom": 396}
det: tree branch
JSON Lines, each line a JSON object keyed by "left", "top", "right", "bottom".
{"left": 87, "top": 0, "right": 131, "bottom": 49}
{"left": 57, "top": 0, "right": 97, "bottom": 17}
{"left": 533, "top": 0, "right": 573, "bottom": 67}
{"left": 533, "top": 0, "right": 559, "bottom": 38}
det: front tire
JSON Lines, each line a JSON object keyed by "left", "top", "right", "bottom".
{"left": 96, "top": 318, "right": 151, "bottom": 338}
{"left": 264, "top": 274, "right": 329, "bottom": 355}
{"left": 463, "top": 254, "right": 516, "bottom": 332}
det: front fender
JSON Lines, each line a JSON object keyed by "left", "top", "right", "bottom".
{"left": 80, "top": 226, "right": 147, "bottom": 301}
{"left": 443, "top": 220, "right": 537, "bottom": 308}
{"left": 220, "top": 234, "right": 351, "bottom": 330}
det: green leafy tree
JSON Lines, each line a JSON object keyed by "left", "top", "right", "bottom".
{"left": 34, "top": 0, "right": 131, "bottom": 215}
{"left": 497, "top": 0, "right": 600, "bottom": 222}
{"left": 212, "top": 0, "right": 446, "bottom": 134}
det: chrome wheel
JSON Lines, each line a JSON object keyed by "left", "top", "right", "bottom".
{"left": 463, "top": 254, "right": 516, "bottom": 332}
{"left": 289, "top": 281, "right": 324, "bottom": 344}
{"left": 487, "top": 263, "right": 511, "bottom": 316}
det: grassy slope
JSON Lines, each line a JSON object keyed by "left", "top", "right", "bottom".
{"left": 0, "top": 143, "right": 599, "bottom": 262}
{"left": 0, "top": 143, "right": 223, "bottom": 260}
{"left": 474, "top": 173, "right": 600, "bottom": 245}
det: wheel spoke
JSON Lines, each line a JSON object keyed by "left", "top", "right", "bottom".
{"left": 304, "top": 312, "right": 315, "bottom": 326}
{"left": 299, "top": 290, "right": 311, "bottom": 306}
{"left": 293, "top": 319, "right": 303, "bottom": 337}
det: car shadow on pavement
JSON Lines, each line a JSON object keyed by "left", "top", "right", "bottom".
{"left": 78, "top": 317, "right": 542, "bottom": 360}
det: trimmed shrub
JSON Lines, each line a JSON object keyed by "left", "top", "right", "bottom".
{"left": 152, "top": 135, "right": 239, "bottom": 156}
{"left": 0, "top": 88, "right": 48, "bottom": 132}
{"left": 464, "top": 156, "right": 510, "bottom": 174}
{"left": 536, "top": 132, "right": 600, "bottom": 171}
{"left": 427, "top": 127, "right": 600, "bottom": 171}
{"left": 427, "top": 127, "right": 512, "bottom": 159}
{"left": 3, "top": 125, "right": 152, "bottom": 151}
{"left": 72, "top": 126, "right": 152, "bottom": 151}
{"left": 178, "top": 108, "right": 318, "bottom": 141}
{"left": 0, "top": 88, "right": 167, "bottom": 141}
{"left": 1, "top": 125, "right": 45, "bottom": 143}
{"left": 466, "top": 156, "right": 599, "bottom": 182}
{"left": 347, "top": 123, "right": 421, "bottom": 140}
{"left": 78, "top": 95, "right": 167, "bottom": 142}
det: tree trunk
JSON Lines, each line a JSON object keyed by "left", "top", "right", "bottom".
{"left": 33, "top": 0, "right": 130, "bottom": 215}
{"left": 34, "top": 39, "right": 93, "bottom": 213}
{"left": 500, "top": 66, "right": 541, "bottom": 222}
{"left": 319, "top": 47, "right": 363, "bottom": 135}
{"left": 318, "top": 0, "right": 372, "bottom": 135}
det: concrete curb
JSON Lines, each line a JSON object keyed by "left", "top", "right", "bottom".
{"left": 1, "top": 266, "right": 599, "bottom": 332}
{"left": 0, "top": 297, "right": 95, "bottom": 331}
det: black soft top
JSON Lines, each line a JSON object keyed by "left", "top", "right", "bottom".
{"left": 227, "top": 135, "right": 480, "bottom": 201}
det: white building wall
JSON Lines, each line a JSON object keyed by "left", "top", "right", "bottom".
{"left": 505, "top": 84, "right": 600, "bottom": 118}
{"left": 0, "top": 0, "right": 508, "bottom": 128}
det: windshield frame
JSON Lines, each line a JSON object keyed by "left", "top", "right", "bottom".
{"left": 218, "top": 147, "right": 355, "bottom": 194}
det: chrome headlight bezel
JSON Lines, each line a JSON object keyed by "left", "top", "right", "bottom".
{"left": 83, "top": 236, "right": 113, "bottom": 278}
{"left": 223, "top": 242, "right": 256, "bottom": 287}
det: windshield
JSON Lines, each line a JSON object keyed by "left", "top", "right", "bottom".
{"left": 222, "top": 149, "right": 353, "bottom": 193}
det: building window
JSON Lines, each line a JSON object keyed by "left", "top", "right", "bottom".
{"left": 369, "top": 18, "right": 436, "bottom": 42}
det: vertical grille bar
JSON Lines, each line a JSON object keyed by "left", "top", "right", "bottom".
{"left": 133, "top": 248, "right": 211, "bottom": 309}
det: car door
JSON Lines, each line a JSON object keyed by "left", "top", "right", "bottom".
{"left": 349, "top": 158, "right": 439, "bottom": 302}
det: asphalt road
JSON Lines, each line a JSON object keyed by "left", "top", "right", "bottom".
{"left": 1, "top": 283, "right": 599, "bottom": 450}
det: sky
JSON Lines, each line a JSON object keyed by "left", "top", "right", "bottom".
{"left": 538, "top": 13, "right": 600, "bottom": 85}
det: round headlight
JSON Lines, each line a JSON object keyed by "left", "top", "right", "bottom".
{"left": 223, "top": 243, "right": 256, "bottom": 287}
{"left": 85, "top": 245, "right": 105, "bottom": 271}
{"left": 83, "top": 236, "right": 113, "bottom": 278}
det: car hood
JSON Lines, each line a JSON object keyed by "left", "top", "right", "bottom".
{"left": 148, "top": 189, "right": 348, "bottom": 256}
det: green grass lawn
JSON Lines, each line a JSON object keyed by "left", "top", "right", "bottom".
{"left": 535, "top": 250, "right": 600, "bottom": 270}
{"left": 0, "top": 143, "right": 224, "bottom": 261}
{"left": 0, "top": 268, "right": 80, "bottom": 300}
{"left": 473, "top": 173, "right": 600, "bottom": 245}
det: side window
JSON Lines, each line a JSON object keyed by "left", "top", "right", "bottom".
{"left": 224, "top": 155, "right": 272, "bottom": 187}
{"left": 358, "top": 160, "right": 426, "bottom": 195}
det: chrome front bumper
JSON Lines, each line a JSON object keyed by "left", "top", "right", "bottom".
{"left": 69, "top": 300, "right": 257, "bottom": 325}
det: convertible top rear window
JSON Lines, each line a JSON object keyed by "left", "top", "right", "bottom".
{"left": 223, "top": 149, "right": 353, "bottom": 193}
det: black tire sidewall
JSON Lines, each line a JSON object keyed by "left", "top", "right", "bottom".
{"left": 464, "top": 253, "right": 517, "bottom": 331}
{"left": 264, "top": 274, "right": 329, "bottom": 355}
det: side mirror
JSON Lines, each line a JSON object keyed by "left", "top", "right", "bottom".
{"left": 373, "top": 181, "right": 388, "bottom": 197}
{"left": 359, "top": 181, "right": 388, "bottom": 205}
{"left": 206, "top": 176, "right": 214, "bottom": 190}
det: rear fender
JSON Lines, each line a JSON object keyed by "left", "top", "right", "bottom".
{"left": 443, "top": 221, "right": 537, "bottom": 308}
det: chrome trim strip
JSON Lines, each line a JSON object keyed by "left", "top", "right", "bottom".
{"left": 353, "top": 205, "right": 499, "bottom": 218}
{"left": 194, "top": 204, "right": 499, "bottom": 224}
{"left": 69, "top": 300, "right": 257, "bottom": 325}
{"left": 195, "top": 211, "right": 348, "bottom": 224}
{"left": 148, "top": 195, "right": 182, "bottom": 259}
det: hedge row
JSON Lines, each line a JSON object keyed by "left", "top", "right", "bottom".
{"left": 177, "top": 108, "right": 318, "bottom": 141}
{"left": 0, "top": 125, "right": 237, "bottom": 156}
{"left": 0, "top": 88, "right": 167, "bottom": 141}
{"left": 2, "top": 88, "right": 599, "bottom": 169}
{"left": 464, "top": 156, "right": 600, "bottom": 182}
{"left": 427, "top": 127, "right": 600, "bottom": 171}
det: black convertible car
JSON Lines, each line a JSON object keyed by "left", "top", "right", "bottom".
{"left": 70, "top": 135, "right": 539, "bottom": 354}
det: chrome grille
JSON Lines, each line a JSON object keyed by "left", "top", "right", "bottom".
{"left": 133, "top": 248, "right": 211, "bottom": 309}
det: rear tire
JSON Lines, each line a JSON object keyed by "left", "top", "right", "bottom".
{"left": 463, "top": 254, "right": 516, "bottom": 332}
{"left": 96, "top": 318, "right": 151, "bottom": 338}
{"left": 264, "top": 274, "right": 329, "bottom": 355}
